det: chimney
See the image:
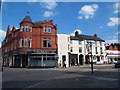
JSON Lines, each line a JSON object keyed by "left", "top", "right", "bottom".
{"left": 94, "top": 34, "right": 98, "bottom": 37}
{"left": 12, "top": 26, "right": 16, "bottom": 31}
{"left": 75, "top": 31, "right": 78, "bottom": 36}
{"left": 51, "top": 20, "right": 53, "bottom": 24}
{"left": 7, "top": 25, "right": 10, "bottom": 35}
{"left": 55, "top": 24, "right": 57, "bottom": 29}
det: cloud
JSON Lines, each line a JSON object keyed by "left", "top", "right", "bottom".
{"left": 43, "top": 11, "right": 53, "bottom": 17}
{"left": 40, "top": 0, "right": 57, "bottom": 10}
{"left": 106, "top": 39, "right": 120, "bottom": 44}
{"left": 78, "top": 4, "right": 98, "bottom": 19}
{"left": 115, "top": 31, "right": 120, "bottom": 35}
{"left": 99, "top": 26, "right": 103, "bottom": 29}
{"left": 78, "top": 16, "right": 83, "bottom": 19}
{"left": 107, "top": 17, "right": 120, "bottom": 26}
{"left": 70, "top": 29, "right": 82, "bottom": 36}
{"left": 113, "top": 2, "right": 120, "bottom": 14}
{"left": 0, "top": 29, "right": 6, "bottom": 48}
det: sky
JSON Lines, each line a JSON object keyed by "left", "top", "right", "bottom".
{"left": 0, "top": 1, "right": 119, "bottom": 47}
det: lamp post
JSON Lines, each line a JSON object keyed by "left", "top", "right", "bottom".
{"left": 88, "top": 41, "right": 94, "bottom": 74}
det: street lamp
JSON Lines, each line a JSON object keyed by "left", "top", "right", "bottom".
{"left": 88, "top": 41, "right": 94, "bottom": 74}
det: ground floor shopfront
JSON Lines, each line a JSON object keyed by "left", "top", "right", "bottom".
{"left": 2, "top": 49, "right": 57, "bottom": 68}
{"left": 58, "top": 53, "right": 106, "bottom": 67}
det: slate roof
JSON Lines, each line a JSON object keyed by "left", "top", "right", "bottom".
{"left": 33, "top": 21, "right": 43, "bottom": 28}
{"left": 70, "top": 36, "right": 83, "bottom": 41}
{"left": 106, "top": 43, "right": 120, "bottom": 51}
{"left": 75, "top": 34, "right": 105, "bottom": 42}
{"left": 20, "top": 15, "right": 33, "bottom": 24}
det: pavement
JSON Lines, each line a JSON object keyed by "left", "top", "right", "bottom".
{"left": 1, "top": 64, "right": 119, "bottom": 89}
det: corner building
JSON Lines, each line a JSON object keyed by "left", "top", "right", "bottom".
{"left": 2, "top": 15, "right": 58, "bottom": 68}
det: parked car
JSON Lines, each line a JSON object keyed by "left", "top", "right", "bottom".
{"left": 114, "top": 61, "right": 120, "bottom": 68}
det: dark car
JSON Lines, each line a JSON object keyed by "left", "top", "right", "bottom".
{"left": 115, "top": 61, "right": 120, "bottom": 68}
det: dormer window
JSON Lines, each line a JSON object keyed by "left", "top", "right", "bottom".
{"left": 25, "top": 25, "right": 28, "bottom": 31}
{"left": 44, "top": 26, "right": 47, "bottom": 32}
{"left": 22, "top": 25, "right": 24, "bottom": 31}
{"left": 48, "top": 27, "right": 51, "bottom": 33}
{"left": 29, "top": 26, "right": 32, "bottom": 32}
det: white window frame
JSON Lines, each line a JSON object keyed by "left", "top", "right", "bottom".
{"left": 24, "top": 37, "right": 27, "bottom": 47}
{"left": 48, "top": 38, "right": 52, "bottom": 48}
{"left": 21, "top": 25, "right": 24, "bottom": 31}
{"left": 29, "top": 38, "right": 32, "bottom": 48}
{"left": 29, "top": 26, "right": 32, "bottom": 32}
{"left": 44, "top": 26, "right": 47, "bottom": 32}
{"left": 25, "top": 25, "right": 28, "bottom": 31}
{"left": 20, "top": 38, "right": 23, "bottom": 47}
{"left": 48, "top": 26, "right": 51, "bottom": 33}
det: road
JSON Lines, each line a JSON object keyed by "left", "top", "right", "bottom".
{"left": 2, "top": 64, "right": 119, "bottom": 89}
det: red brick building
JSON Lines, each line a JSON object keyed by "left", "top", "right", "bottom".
{"left": 2, "top": 14, "right": 58, "bottom": 67}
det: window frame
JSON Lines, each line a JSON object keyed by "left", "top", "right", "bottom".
{"left": 48, "top": 26, "right": 51, "bottom": 33}
{"left": 44, "top": 26, "right": 47, "bottom": 33}
{"left": 25, "top": 25, "right": 28, "bottom": 31}
{"left": 48, "top": 38, "right": 52, "bottom": 48}
{"left": 29, "top": 26, "right": 32, "bottom": 32}
{"left": 24, "top": 37, "right": 28, "bottom": 47}
{"left": 29, "top": 38, "right": 32, "bottom": 48}
{"left": 21, "top": 25, "right": 24, "bottom": 31}
{"left": 43, "top": 38, "right": 47, "bottom": 48}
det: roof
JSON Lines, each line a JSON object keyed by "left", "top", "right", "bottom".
{"left": 20, "top": 15, "right": 32, "bottom": 24}
{"left": 75, "top": 34, "right": 105, "bottom": 42}
{"left": 33, "top": 21, "right": 43, "bottom": 28}
{"left": 106, "top": 43, "right": 120, "bottom": 51}
{"left": 70, "top": 36, "right": 83, "bottom": 41}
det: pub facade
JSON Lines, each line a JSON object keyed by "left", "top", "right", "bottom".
{"left": 2, "top": 14, "right": 58, "bottom": 68}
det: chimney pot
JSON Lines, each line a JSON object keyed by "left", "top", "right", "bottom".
{"left": 94, "top": 34, "right": 98, "bottom": 37}
{"left": 75, "top": 31, "right": 79, "bottom": 36}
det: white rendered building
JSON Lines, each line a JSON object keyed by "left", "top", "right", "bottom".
{"left": 57, "top": 31, "right": 106, "bottom": 67}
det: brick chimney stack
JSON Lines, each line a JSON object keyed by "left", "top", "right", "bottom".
{"left": 75, "top": 31, "right": 79, "bottom": 36}
{"left": 94, "top": 34, "right": 98, "bottom": 37}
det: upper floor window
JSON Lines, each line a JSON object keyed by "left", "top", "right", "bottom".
{"left": 29, "top": 26, "right": 32, "bottom": 32}
{"left": 25, "top": 25, "right": 28, "bottom": 31}
{"left": 43, "top": 38, "right": 47, "bottom": 48}
{"left": 24, "top": 37, "right": 27, "bottom": 47}
{"left": 29, "top": 38, "right": 32, "bottom": 48}
{"left": 22, "top": 25, "right": 24, "bottom": 31}
{"left": 44, "top": 26, "right": 47, "bottom": 32}
{"left": 79, "top": 47, "right": 82, "bottom": 53}
{"left": 79, "top": 41, "right": 82, "bottom": 45}
{"left": 96, "top": 47, "right": 97, "bottom": 53}
{"left": 71, "top": 47, "right": 73, "bottom": 52}
{"left": 100, "top": 47, "right": 102, "bottom": 53}
{"left": 20, "top": 38, "right": 24, "bottom": 47}
{"left": 100, "top": 41, "right": 102, "bottom": 46}
{"left": 86, "top": 40, "right": 89, "bottom": 44}
{"left": 48, "top": 38, "right": 52, "bottom": 48}
{"left": 70, "top": 40, "right": 72, "bottom": 44}
{"left": 68, "top": 44, "right": 70, "bottom": 51}
{"left": 95, "top": 41, "right": 97, "bottom": 45}
{"left": 12, "top": 42, "right": 14, "bottom": 50}
{"left": 48, "top": 27, "right": 51, "bottom": 33}
{"left": 68, "top": 37, "right": 70, "bottom": 42}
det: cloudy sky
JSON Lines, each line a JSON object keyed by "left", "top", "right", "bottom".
{"left": 0, "top": 1, "right": 119, "bottom": 47}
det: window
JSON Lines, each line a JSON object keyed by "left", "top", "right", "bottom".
{"left": 6, "top": 47, "right": 7, "bottom": 52}
{"left": 43, "top": 38, "right": 47, "bottom": 47}
{"left": 12, "top": 42, "right": 14, "bottom": 50}
{"left": 101, "top": 56, "right": 104, "bottom": 60}
{"left": 100, "top": 41, "right": 101, "bottom": 45}
{"left": 24, "top": 38, "right": 27, "bottom": 47}
{"left": 68, "top": 37, "right": 70, "bottom": 42}
{"left": 100, "top": 47, "right": 102, "bottom": 53}
{"left": 48, "top": 38, "right": 52, "bottom": 48}
{"left": 93, "top": 56, "right": 96, "bottom": 60}
{"left": 25, "top": 25, "right": 28, "bottom": 31}
{"left": 29, "top": 26, "right": 32, "bottom": 32}
{"left": 71, "top": 47, "right": 73, "bottom": 52}
{"left": 48, "top": 27, "right": 51, "bottom": 33}
{"left": 95, "top": 41, "right": 97, "bottom": 45}
{"left": 87, "top": 46, "right": 90, "bottom": 52}
{"left": 87, "top": 40, "right": 89, "bottom": 44}
{"left": 79, "top": 41, "right": 82, "bottom": 45}
{"left": 96, "top": 47, "right": 97, "bottom": 53}
{"left": 29, "top": 38, "right": 32, "bottom": 48}
{"left": 20, "top": 38, "right": 24, "bottom": 47}
{"left": 79, "top": 47, "right": 82, "bottom": 53}
{"left": 68, "top": 44, "right": 70, "bottom": 51}
{"left": 70, "top": 40, "right": 72, "bottom": 44}
{"left": 44, "top": 26, "right": 47, "bottom": 32}
{"left": 22, "top": 25, "right": 24, "bottom": 31}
